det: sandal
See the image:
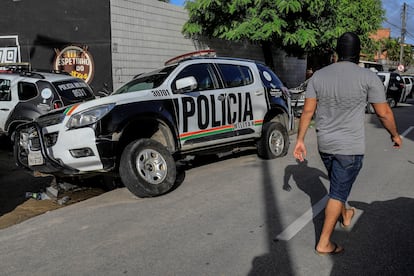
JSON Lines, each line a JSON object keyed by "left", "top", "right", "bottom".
{"left": 315, "top": 242, "right": 344, "bottom": 256}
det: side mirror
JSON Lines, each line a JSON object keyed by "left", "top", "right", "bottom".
{"left": 175, "top": 76, "right": 197, "bottom": 93}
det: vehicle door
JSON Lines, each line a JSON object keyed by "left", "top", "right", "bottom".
{"left": 215, "top": 62, "right": 268, "bottom": 139}
{"left": 0, "top": 77, "right": 17, "bottom": 133}
{"left": 171, "top": 62, "right": 236, "bottom": 150}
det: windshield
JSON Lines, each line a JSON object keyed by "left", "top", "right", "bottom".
{"left": 113, "top": 65, "right": 177, "bottom": 95}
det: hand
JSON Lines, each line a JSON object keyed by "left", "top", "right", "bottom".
{"left": 293, "top": 141, "right": 307, "bottom": 162}
{"left": 283, "top": 183, "right": 292, "bottom": 191}
{"left": 392, "top": 134, "right": 402, "bottom": 149}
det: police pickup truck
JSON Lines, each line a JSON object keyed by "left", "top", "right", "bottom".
{"left": 15, "top": 57, "right": 294, "bottom": 198}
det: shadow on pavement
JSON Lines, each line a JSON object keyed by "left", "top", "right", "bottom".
{"left": 0, "top": 138, "right": 54, "bottom": 218}
{"left": 248, "top": 160, "right": 293, "bottom": 275}
{"left": 283, "top": 159, "right": 329, "bottom": 246}
{"left": 331, "top": 197, "right": 414, "bottom": 275}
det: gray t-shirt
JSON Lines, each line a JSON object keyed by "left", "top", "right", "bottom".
{"left": 306, "top": 61, "right": 386, "bottom": 154}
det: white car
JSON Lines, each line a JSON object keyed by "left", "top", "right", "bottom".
{"left": 376, "top": 72, "right": 405, "bottom": 107}
{"left": 15, "top": 57, "right": 294, "bottom": 198}
{"left": 0, "top": 63, "right": 95, "bottom": 140}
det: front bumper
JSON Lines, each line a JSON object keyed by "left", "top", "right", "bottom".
{"left": 15, "top": 122, "right": 79, "bottom": 175}
{"left": 14, "top": 121, "right": 113, "bottom": 176}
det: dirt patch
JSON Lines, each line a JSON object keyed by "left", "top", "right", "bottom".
{"left": 0, "top": 137, "right": 108, "bottom": 230}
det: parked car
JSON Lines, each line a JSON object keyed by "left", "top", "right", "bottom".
{"left": 14, "top": 56, "right": 294, "bottom": 198}
{"left": 0, "top": 63, "right": 95, "bottom": 141}
{"left": 376, "top": 72, "right": 405, "bottom": 108}
{"left": 402, "top": 75, "right": 414, "bottom": 99}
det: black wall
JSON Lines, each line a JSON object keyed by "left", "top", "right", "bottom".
{"left": 0, "top": 0, "right": 112, "bottom": 93}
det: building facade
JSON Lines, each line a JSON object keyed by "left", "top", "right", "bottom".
{"left": 0, "top": 0, "right": 305, "bottom": 94}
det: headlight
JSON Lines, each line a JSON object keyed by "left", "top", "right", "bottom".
{"left": 66, "top": 103, "right": 115, "bottom": 129}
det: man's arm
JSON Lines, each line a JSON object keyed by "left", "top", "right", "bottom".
{"left": 372, "top": 102, "right": 402, "bottom": 148}
{"left": 293, "top": 98, "right": 317, "bottom": 161}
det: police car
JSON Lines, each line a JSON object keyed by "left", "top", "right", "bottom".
{"left": 0, "top": 63, "right": 95, "bottom": 141}
{"left": 15, "top": 56, "right": 294, "bottom": 198}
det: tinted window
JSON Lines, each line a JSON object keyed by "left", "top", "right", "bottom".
{"left": 18, "top": 82, "right": 37, "bottom": 101}
{"left": 0, "top": 79, "right": 11, "bottom": 101}
{"left": 52, "top": 79, "right": 94, "bottom": 101}
{"left": 217, "top": 64, "right": 253, "bottom": 88}
{"left": 173, "top": 63, "right": 216, "bottom": 92}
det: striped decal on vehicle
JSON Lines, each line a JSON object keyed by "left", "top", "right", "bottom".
{"left": 64, "top": 104, "right": 80, "bottom": 116}
{"left": 179, "top": 120, "right": 263, "bottom": 141}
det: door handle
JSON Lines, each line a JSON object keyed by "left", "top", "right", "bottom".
{"left": 0, "top": 108, "right": 10, "bottom": 111}
{"left": 255, "top": 91, "right": 263, "bottom": 96}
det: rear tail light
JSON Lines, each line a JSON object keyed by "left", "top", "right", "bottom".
{"left": 53, "top": 101, "right": 63, "bottom": 109}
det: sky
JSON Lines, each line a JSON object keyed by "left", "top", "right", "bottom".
{"left": 170, "top": 0, "right": 414, "bottom": 45}
{"left": 382, "top": 0, "right": 414, "bottom": 45}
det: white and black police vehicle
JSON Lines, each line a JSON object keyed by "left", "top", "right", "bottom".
{"left": 0, "top": 63, "right": 95, "bottom": 141}
{"left": 15, "top": 54, "right": 294, "bottom": 198}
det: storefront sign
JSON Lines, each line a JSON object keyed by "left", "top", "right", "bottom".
{"left": 54, "top": 45, "right": 94, "bottom": 84}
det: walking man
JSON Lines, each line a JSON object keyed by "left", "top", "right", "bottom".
{"left": 293, "top": 32, "right": 402, "bottom": 255}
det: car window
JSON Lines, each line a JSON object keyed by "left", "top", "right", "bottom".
{"left": 173, "top": 63, "right": 216, "bottom": 92}
{"left": 0, "top": 79, "right": 11, "bottom": 101}
{"left": 18, "top": 82, "right": 38, "bottom": 101}
{"left": 217, "top": 64, "right": 253, "bottom": 88}
{"left": 377, "top": 75, "right": 386, "bottom": 83}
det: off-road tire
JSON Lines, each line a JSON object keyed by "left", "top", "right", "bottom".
{"left": 119, "top": 138, "right": 176, "bottom": 197}
{"left": 257, "top": 122, "right": 289, "bottom": 160}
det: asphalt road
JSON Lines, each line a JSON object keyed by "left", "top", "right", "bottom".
{"left": 0, "top": 100, "right": 413, "bottom": 276}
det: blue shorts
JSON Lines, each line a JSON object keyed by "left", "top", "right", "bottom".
{"left": 319, "top": 152, "right": 364, "bottom": 203}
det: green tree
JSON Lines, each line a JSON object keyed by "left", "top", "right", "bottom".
{"left": 382, "top": 38, "right": 414, "bottom": 68}
{"left": 182, "top": 0, "right": 384, "bottom": 69}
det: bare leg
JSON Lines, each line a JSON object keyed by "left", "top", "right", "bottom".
{"left": 341, "top": 206, "right": 355, "bottom": 227}
{"left": 316, "top": 198, "right": 344, "bottom": 253}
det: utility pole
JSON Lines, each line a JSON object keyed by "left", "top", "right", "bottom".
{"left": 399, "top": 2, "right": 407, "bottom": 67}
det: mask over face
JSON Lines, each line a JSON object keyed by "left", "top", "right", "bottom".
{"left": 336, "top": 32, "right": 361, "bottom": 64}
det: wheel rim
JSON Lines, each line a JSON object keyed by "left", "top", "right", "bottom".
{"left": 269, "top": 129, "right": 284, "bottom": 156}
{"left": 136, "top": 149, "right": 168, "bottom": 185}
{"left": 387, "top": 98, "right": 395, "bottom": 108}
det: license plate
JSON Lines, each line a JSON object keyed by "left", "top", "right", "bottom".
{"left": 28, "top": 151, "right": 44, "bottom": 166}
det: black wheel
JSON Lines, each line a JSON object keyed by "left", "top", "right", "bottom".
{"left": 257, "top": 122, "right": 289, "bottom": 160}
{"left": 119, "top": 138, "right": 176, "bottom": 197}
{"left": 387, "top": 98, "right": 396, "bottom": 108}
